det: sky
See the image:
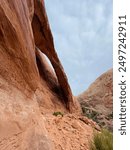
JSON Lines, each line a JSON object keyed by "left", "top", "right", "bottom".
{"left": 45, "top": 0, "right": 113, "bottom": 96}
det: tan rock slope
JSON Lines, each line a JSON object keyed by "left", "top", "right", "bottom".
{"left": 0, "top": 0, "right": 97, "bottom": 150}
{"left": 45, "top": 114, "right": 99, "bottom": 150}
{"left": 78, "top": 69, "right": 113, "bottom": 131}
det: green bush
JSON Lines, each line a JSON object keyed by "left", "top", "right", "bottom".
{"left": 90, "top": 129, "right": 113, "bottom": 150}
{"left": 53, "top": 111, "right": 64, "bottom": 117}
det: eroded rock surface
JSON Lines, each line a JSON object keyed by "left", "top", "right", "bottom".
{"left": 78, "top": 69, "right": 113, "bottom": 131}
{"left": 0, "top": 0, "right": 81, "bottom": 149}
{"left": 45, "top": 114, "right": 95, "bottom": 150}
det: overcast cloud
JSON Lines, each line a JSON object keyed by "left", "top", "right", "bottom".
{"left": 45, "top": 0, "right": 113, "bottom": 95}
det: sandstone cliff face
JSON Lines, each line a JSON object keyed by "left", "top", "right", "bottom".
{"left": 0, "top": 0, "right": 78, "bottom": 112}
{"left": 78, "top": 69, "right": 113, "bottom": 131}
{"left": 0, "top": 0, "right": 82, "bottom": 149}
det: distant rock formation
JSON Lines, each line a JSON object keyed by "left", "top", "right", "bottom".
{"left": 0, "top": 0, "right": 80, "bottom": 149}
{"left": 78, "top": 69, "right": 113, "bottom": 131}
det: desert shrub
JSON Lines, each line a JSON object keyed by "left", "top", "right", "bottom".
{"left": 99, "top": 121, "right": 106, "bottom": 127}
{"left": 107, "top": 112, "right": 113, "bottom": 120}
{"left": 90, "top": 129, "right": 113, "bottom": 150}
{"left": 81, "top": 106, "right": 99, "bottom": 122}
{"left": 53, "top": 111, "right": 64, "bottom": 117}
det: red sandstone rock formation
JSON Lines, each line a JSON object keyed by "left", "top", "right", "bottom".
{"left": 78, "top": 69, "right": 113, "bottom": 131}
{"left": 0, "top": 0, "right": 82, "bottom": 149}
{"left": 32, "top": 0, "right": 77, "bottom": 111}
{"left": 0, "top": 0, "right": 78, "bottom": 112}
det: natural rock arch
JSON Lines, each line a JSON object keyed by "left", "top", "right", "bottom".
{"left": 32, "top": 0, "right": 75, "bottom": 111}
